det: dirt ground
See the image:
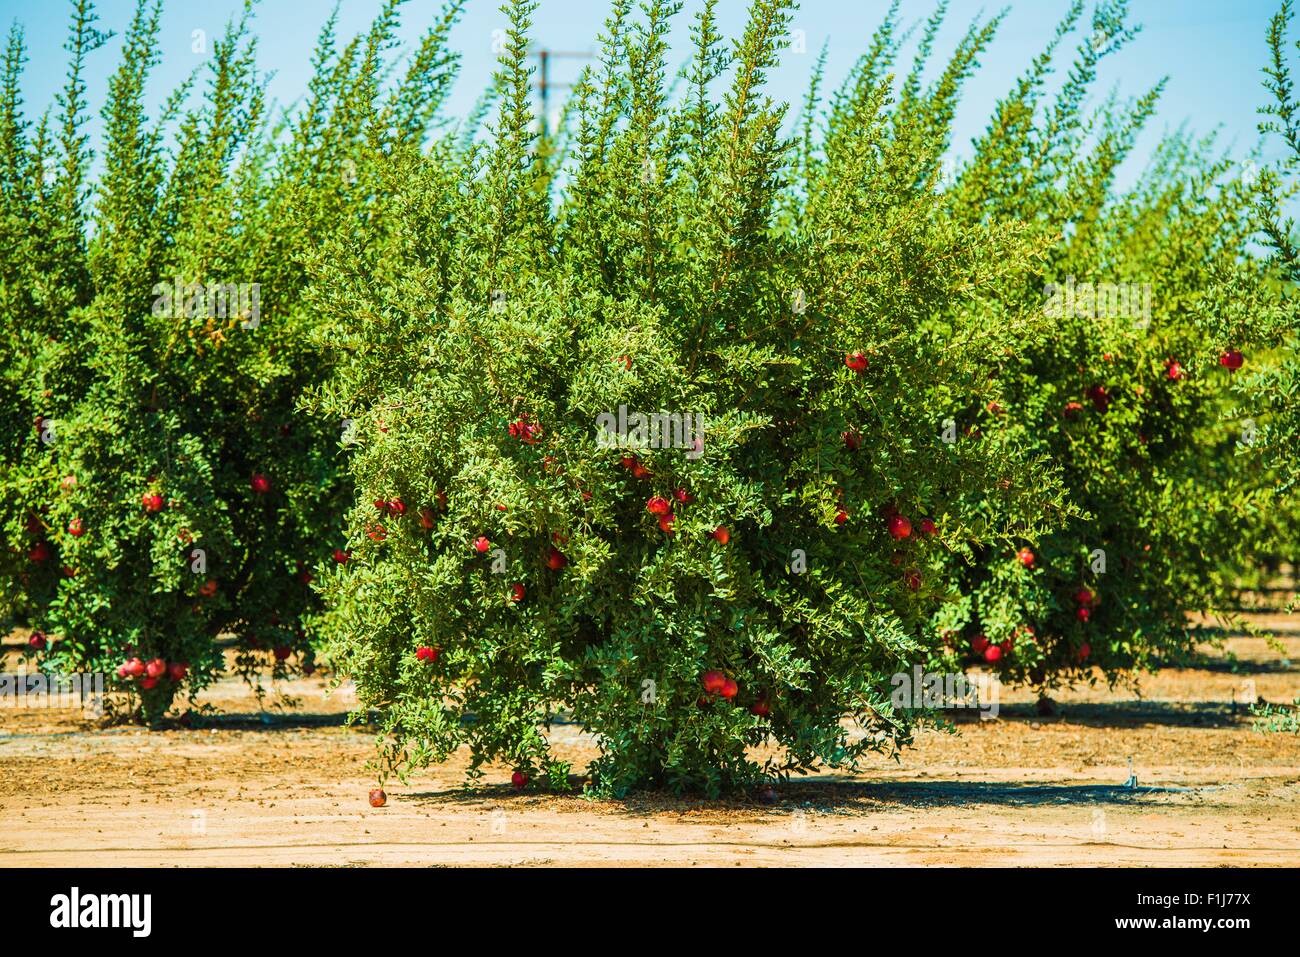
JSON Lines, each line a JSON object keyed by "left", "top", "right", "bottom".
{"left": 2, "top": 609, "right": 1299, "bottom": 867}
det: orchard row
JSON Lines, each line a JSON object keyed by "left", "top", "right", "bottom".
{"left": 2, "top": 0, "right": 1297, "bottom": 794}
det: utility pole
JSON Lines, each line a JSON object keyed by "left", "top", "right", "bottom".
{"left": 534, "top": 46, "right": 593, "bottom": 131}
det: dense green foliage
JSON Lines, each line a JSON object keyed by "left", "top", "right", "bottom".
{"left": 0, "top": 0, "right": 463, "bottom": 719}
{"left": 919, "top": 0, "right": 1279, "bottom": 692}
{"left": 1254, "top": 0, "right": 1300, "bottom": 496}
{"left": 2, "top": 0, "right": 1296, "bottom": 785}
{"left": 306, "top": 0, "right": 1084, "bottom": 794}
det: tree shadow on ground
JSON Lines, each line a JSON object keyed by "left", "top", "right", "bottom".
{"left": 793, "top": 778, "right": 1215, "bottom": 813}
{"left": 164, "top": 710, "right": 376, "bottom": 731}
{"left": 397, "top": 775, "right": 1227, "bottom": 821}
{"left": 946, "top": 700, "right": 1252, "bottom": 729}
{"left": 145, "top": 699, "right": 1254, "bottom": 733}
{"left": 1150, "top": 655, "right": 1296, "bottom": 675}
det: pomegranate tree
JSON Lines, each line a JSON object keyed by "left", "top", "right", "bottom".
{"left": 923, "top": 4, "right": 1276, "bottom": 694}
{"left": 0, "top": 2, "right": 458, "bottom": 720}
{"left": 311, "top": 0, "right": 1068, "bottom": 795}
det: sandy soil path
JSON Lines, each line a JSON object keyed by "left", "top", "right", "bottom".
{"left": 2, "top": 617, "right": 1298, "bottom": 867}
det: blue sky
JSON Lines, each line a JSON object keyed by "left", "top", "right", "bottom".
{"left": 0, "top": 0, "right": 1285, "bottom": 189}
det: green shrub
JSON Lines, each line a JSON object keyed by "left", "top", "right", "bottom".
{"left": 3, "top": 0, "right": 1284, "bottom": 789}
{"left": 0, "top": 0, "right": 461, "bottom": 721}
{"left": 1252, "top": 2, "right": 1300, "bottom": 497}
{"left": 308, "top": 0, "right": 1076, "bottom": 795}
{"left": 916, "top": 3, "right": 1279, "bottom": 695}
